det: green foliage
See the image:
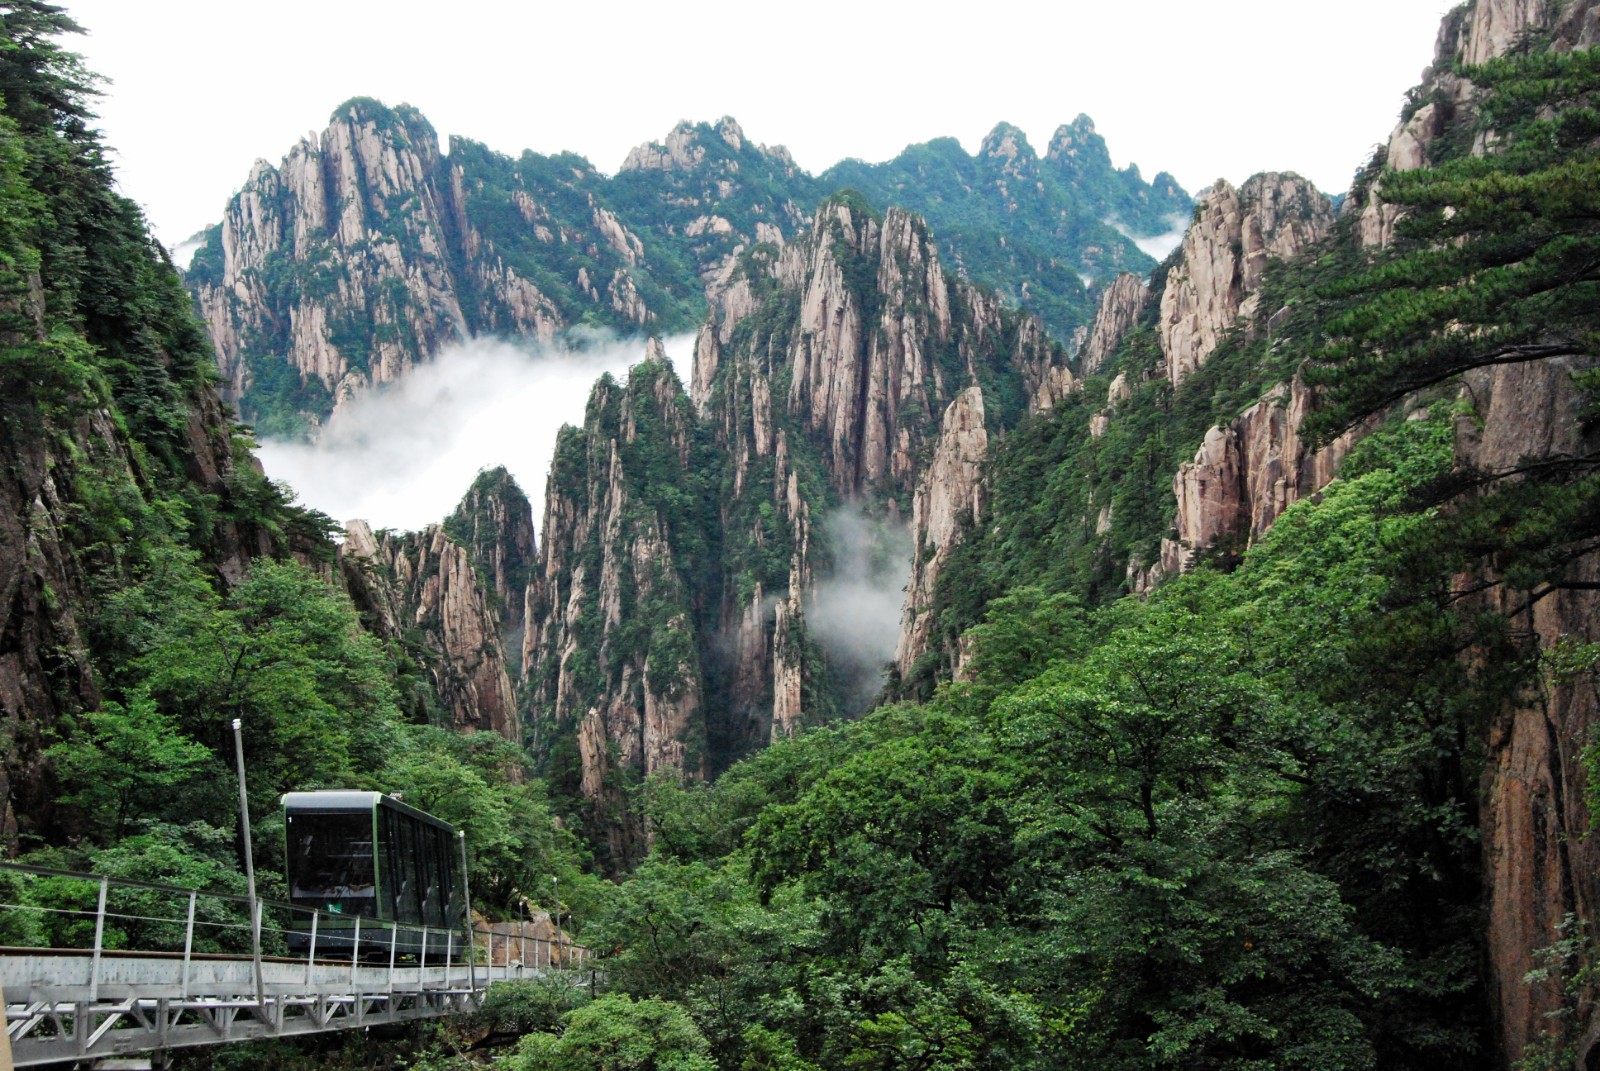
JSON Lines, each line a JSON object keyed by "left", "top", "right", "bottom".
{"left": 821, "top": 121, "right": 1188, "bottom": 342}
{"left": 506, "top": 993, "right": 717, "bottom": 1071}
{"left": 1304, "top": 48, "right": 1600, "bottom": 438}
{"left": 467, "top": 977, "right": 594, "bottom": 1040}
{"left": 585, "top": 411, "right": 1499, "bottom": 1068}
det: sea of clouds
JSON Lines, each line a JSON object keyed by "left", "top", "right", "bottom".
{"left": 257, "top": 334, "right": 693, "bottom": 535}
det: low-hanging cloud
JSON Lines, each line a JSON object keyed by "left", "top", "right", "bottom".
{"left": 807, "top": 508, "right": 914, "bottom": 714}
{"left": 257, "top": 334, "right": 692, "bottom": 534}
{"left": 1108, "top": 213, "right": 1189, "bottom": 263}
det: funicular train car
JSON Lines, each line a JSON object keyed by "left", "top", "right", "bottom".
{"left": 282, "top": 790, "right": 464, "bottom": 959}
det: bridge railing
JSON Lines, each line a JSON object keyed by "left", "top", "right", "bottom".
{"left": 0, "top": 861, "right": 589, "bottom": 978}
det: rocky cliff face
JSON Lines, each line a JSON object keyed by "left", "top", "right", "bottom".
{"left": 1095, "top": 1, "right": 1600, "bottom": 1061}
{"left": 1341, "top": 0, "right": 1600, "bottom": 1061}
{"left": 522, "top": 354, "right": 709, "bottom": 867}
{"left": 701, "top": 198, "right": 1069, "bottom": 725}
{"left": 445, "top": 467, "right": 538, "bottom": 672}
{"left": 0, "top": 137, "right": 293, "bottom": 847}
{"left": 615, "top": 116, "right": 813, "bottom": 297}
{"left": 187, "top": 104, "right": 816, "bottom": 436}
{"left": 193, "top": 102, "right": 485, "bottom": 429}
{"left": 1159, "top": 174, "right": 1334, "bottom": 386}
{"left": 340, "top": 514, "right": 521, "bottom": 742}
{"left": 1458, "top": 352, "right": 1600, "bottom": 1065}
{"left": 525, "top": 201, "right": 1071, "bottom": 837}
{"left": 693, "top": 200, "right": 1057, "bottom": 496}
{"left": 1353, "top": 0, "right": 1598, "bottom": 248}
{"left": 1164, "top": 378, "right": 1366, "bottom": 573}
{"left": 0, "top": 384, "right": 277, "bottom": 841}
{"left": 192, "top": 104, "right": 1192, "bottom": 435}
{"left": 1080, "top": 272, "right": 1149, "bottom": 376}
{"left": 895, "top": 387, "right": 987, "bottom": 679}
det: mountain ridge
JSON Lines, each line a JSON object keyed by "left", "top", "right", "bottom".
{"left": 186, "top": 101, "right": 1189, "bottom": 435}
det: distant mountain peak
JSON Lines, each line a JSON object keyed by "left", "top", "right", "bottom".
{"left": 980, "top": 121, "right": 1036, "bottom": 160}
{"left": 715, "top": 116, "right": 745, "bottom": 151}
{"left": 1046, "top": 114, "right": 1112, "bottom": 170}
{"left": 621, "top": 116, "right": 786, "bottom": 173}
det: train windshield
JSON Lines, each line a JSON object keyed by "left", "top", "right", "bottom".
{"left": 286, "top": 810, "right": 377, "bottom": 916}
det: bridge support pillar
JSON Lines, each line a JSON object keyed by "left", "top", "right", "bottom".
{"left": 0, "top": 980, "right": 11, "bottom": 1071}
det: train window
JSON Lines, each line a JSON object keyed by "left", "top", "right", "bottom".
{"left": 434, "top": 827, "right": 452, "bottom": 925}
{"left": 396, "top": 812, "right": 421, "bottom": 923}
{"left": 419, "top": 825, "right": 438, "bottom": 925}
{"left": 286, "top": 811, "right": 377, "bottom": 917}
{"left": 380, "top": 807, "right": 404, "bottom": 922}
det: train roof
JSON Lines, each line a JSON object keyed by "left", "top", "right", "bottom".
{"left": 281, "top": 790, "right": 457, "bottom": 833}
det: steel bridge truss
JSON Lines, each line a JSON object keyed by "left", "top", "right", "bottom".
{"left": 1, "top": 951, "right": 535, "bottom": 1066}
{"left": 0, "top": 862, "right": 590, "bottom": 1068}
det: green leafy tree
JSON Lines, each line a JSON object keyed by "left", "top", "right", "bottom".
{"left": 505, "top": 993, "right": 717, "bottom": 1071}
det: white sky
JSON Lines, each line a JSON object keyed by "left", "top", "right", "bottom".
{"left": 62, "top": 0, "right": 1456, "bottom": 251}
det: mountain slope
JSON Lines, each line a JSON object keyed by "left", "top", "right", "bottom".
{"left": 823, "top": 116, "right": 1189, "bottom": 341}
{"left": 570, "top": 4, "right": 1600, "bottom": 1069}
{"left": 525, "top": 196, "right": 1069, "bottom": 868}
{"left": 186, "top": 107, "right": 1184, "bottom": 436}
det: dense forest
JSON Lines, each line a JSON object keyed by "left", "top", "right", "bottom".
{"left": 1, "top": 0, "right": 1599, "bottom": 1069}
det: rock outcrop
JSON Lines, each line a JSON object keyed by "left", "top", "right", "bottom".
{"left": 188, "top": 103, "right": 817, "bottom": 434}
{"left": 1353, "top": 0, "right": 1595, "bottom": 248}
{"left": 1105, "top": 2, "right": 1600, "bottom": 1062}
{"left": 340, "top": 516, "right": 521, "bottom": 741}
{"left": 1081, "top": 272, "right": 1150, "bottom": 376}
{"left": 522, "top": 357, "right": 709, "bottom": 868}
{"left": 194, "top": 102, "right": 492, "bottom": 423}
{"left": 191, "top": 104, "right": 1200, "bottom": 433}
{"left": 895, "top": 387, "right": 988, "bottom": 679}
{"left": 445, "top": 467, "right": 538, "bottom": 670}
{"left": 527, "top": 202, "right": 1072, "bottom": 819}
{"left": 695, "top": 197, "right": 1068, "bottom": 700}
{"left": 1159, "top": 174, "right": 1334, "bottom": 386}
{"left": 1460, "top": 353, "right": 1600, "bottom": 1065}
{"left": 1164, "top": 378, "right": 1364, "bottom": 572}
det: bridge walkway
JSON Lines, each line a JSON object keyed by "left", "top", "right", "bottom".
{"left": 0, "top": 863, "right": 591, "bottom": 1067}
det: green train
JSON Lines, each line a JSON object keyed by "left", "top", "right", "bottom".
{"left": 282, "top": 790, "right": 465, "bottom": 957}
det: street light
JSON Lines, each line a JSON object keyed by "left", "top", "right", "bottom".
{"left": 231, "top": 718, "right": 264, "bottom": 1007}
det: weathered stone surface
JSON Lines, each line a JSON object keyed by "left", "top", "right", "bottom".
{"left": 1159, "top": 174, "right": 1333, "bottom": 386}
{"left": 1354, "top": 0, "right": 1570, "bottom": 248}
{"left": 446, "top": 468, "right": 538, "bottom": 671}
{"left": 196, "top": 103, "right": 493, "bottom": 421}
{"left": 1, "top": 366, "right": 280, "bottom": 846}
{"left": 1458, "top": 354, "right": 1600, "bottom": 1067}
{"left": 522, "top": 361, "right": 706, "bottom": 866}
{"left": 896, "top": 387, "right": 988, "bottom": 678}
{"left": 192, "top": 107, "right": 817, "bottom": 432}
{"left": 693, "top": 199, "right": 1065, "bottom": 696}
{"left": 340, "top": 518, "right": 521, "bottom": 741}
{"left": 1081, "top": 273, "right": 1149, "bottom": 376}
{"left": 1166, "top": 379, "right": 1362, "bottom": 570}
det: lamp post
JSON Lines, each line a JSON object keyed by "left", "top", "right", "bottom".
{"left": 231, "top": 718, "right": 265, "bottom": 1007}
{"left": 551, "top": 876, "right": 559, "bottom": 964}
{"left": 458, "top": 830, "right": 476, "bottom": 997}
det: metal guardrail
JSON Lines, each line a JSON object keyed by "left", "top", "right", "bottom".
{"left": 0, "top": 861, "right": 591, "bottom": 1066}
